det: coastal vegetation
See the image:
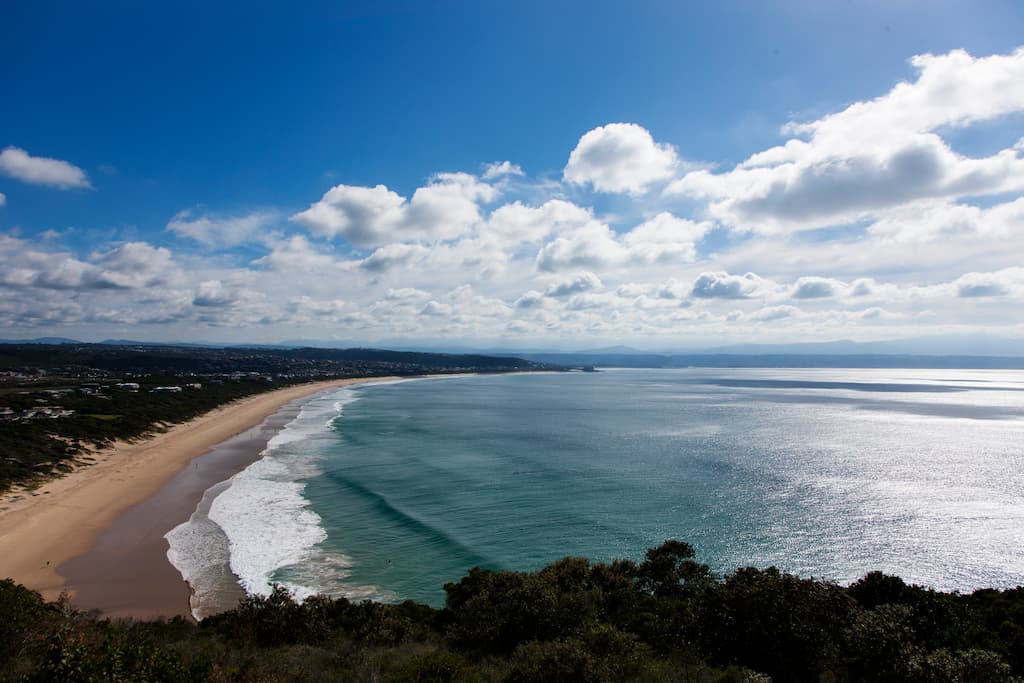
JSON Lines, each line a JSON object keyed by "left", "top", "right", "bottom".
{"left": 2, "top": 541, "right": 1021, "bottom": 682}
{"left": 0, "top": 377, "right": 278, "bottom": 493}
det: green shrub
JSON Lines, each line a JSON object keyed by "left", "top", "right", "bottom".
{"left": 386, "top": 650, "right": 480, "bottom": 683}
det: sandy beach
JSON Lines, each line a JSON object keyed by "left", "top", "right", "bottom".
{"left": 0, "top": 376, "right": 400, "bottom": 617}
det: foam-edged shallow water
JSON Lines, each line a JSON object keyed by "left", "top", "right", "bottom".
{"left": 165, "top": 386, "right": 393, "bottom": 618}
{"left": 164, "top": 480, "right": 237, "bottom": 620}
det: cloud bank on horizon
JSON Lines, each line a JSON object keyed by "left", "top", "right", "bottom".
{"left": 2, "top": 46, "right": 1024, "bottom": 348}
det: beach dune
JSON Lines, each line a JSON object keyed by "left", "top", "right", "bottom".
{"left": 0, "top": 377, "right": 396, "bottom": 618}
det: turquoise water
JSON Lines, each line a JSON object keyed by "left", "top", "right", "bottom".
{"left": 169, "top": 368, "right": 1024, "bottom": 613}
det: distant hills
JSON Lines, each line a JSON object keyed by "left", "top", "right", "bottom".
{"left": 0, "top": 342, "right": 554, "bottom": 377}
{"left": 517, "top": 352, "right": 1024, "bottom": 370}
{"left": 525, "top": 335, "right": 1024, "bottom": 368}
{"left": 0, "top": 337, "right": 84, "bottom": 345}
{"left": 1, "top": 336, "right": 1021, "bottom": 368}
{"left": 566, "top": 336, "right": 1023, "bottom": 357}
{"left": 689, "top": 336, "right": 1024, "bottom": 357}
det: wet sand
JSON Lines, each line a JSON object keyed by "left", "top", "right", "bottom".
{"left": 59, "top": 409, "right": 298, "bottom": 619}
{"left": 0, "top": 377, "right": 399, "bottom": 618}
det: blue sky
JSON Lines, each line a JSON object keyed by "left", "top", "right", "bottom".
{"left": 2, "top": 1, "right": 1024, "bottom": 349}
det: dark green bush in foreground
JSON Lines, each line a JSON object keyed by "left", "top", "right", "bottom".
{"left": 2, "top": 542, "right": 1022, "bottom": 682}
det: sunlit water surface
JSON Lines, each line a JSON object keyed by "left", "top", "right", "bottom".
{"left": 168, "top": 368, "right": 1024, "bottom": 613}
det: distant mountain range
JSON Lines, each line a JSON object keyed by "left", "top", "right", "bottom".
{"left": 0, "top": 337, "right": 84, "bottom": 345}
{"left": 517, "top": 352, "right": 1024, "bottom": 370}
{"left": 0, "top": 337, "right": 296, "bottom": 349}
{"left": 519, "top": 335, "right": 1024, "bottom": 368}
{"left": 687, "top": 336, "right": 1024, "bottom": 357}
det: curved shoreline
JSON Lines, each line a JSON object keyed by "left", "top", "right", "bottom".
{"left": 0, "top": 377, "right": 401, "bottom": 614}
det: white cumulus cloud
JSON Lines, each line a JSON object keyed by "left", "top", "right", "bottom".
{"left": 953, "top": 267, "right": 1024, "bottom": 298}
{"left": 691, "top": 271, "right": 772, "bottom": 299}
{"left": 868, "top": 198, "right": 1023, "bottom": 245}
{"left": 0, "top": 146, "right": 91, "bottom": 189}
{"left": 254, "top": 236, "right": 344, "bottom": 272}
{"left": 514, "top": 290, "right": 546, "bottom": 309}
{"left": 358, "top": 243, "right": 430, "bottom": 273}
{"left": 667, "top": 47, "right": 1024, "bottom": 234}
{"left": 791, "top": 276, "right": 843, "bottom": 299}
{"left": 786, "top": 48, "right": 1024, "bottom": 146}
{"left": 90, "top": 242, "right": 180, "bottom": 289}
{"left": 482, "top": 160, "right": 524, "bottom": 179}
{"left": 291, "top": 173, "right": 497, "bottom": 247}
{"left": 544, "top": 271, "right": 603, "bottom": 297}
{"left": 0, "top": 236, "right": 181, "bottom": 292}
{"left": 621, "top": 212, "right": 709, "bottom": 264}
{"left": 193, "top": 280, "right": 239, "bottom": 307}
{"left": 485, "top": 199, "right": 593, "bottom": 247}
{"left": 535, "top": 221, "right": 625, "bottom": 273}
{"left": 564, "top": 123, "right": 678, "bottom": 195}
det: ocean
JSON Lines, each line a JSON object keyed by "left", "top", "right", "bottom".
{"left": 166, "top": 368, "right": 1024, "bottom": 619}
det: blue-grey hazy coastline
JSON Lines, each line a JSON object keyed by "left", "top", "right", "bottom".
{"left": 168, "top": 368, "right": 1024, "bottom": 618}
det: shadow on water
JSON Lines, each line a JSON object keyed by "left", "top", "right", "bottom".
{"left": 322, "top": 469, "right": 493, "bottom": 570}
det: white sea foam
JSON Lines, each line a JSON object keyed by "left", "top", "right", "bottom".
{"left": 166, "top": 386, "right": 379, "bottom": 616}
{"left": 165, "top": 480, "right": 237, "bottom": 620}
{"left": 208, "top": 389, "right": 357, "bottom": 597}
{"left": 278, "top": 550, "right": 397, "bottom": 603}
{"left": 209, "top": 457, "right": 328, "bottom": 597}
{"left": 166, "top": 482, "right": 228, "bottom": 581}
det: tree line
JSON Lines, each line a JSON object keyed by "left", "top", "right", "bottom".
{"left": 2, "top": 541, "right": 1021, "bottom": 681}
